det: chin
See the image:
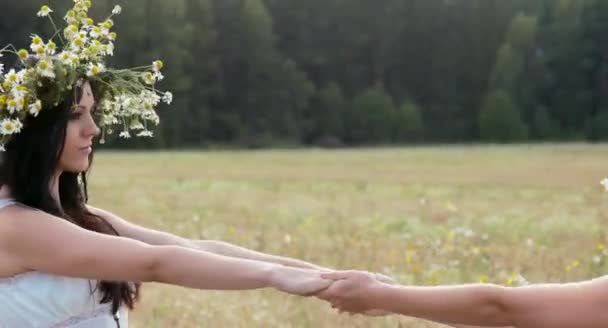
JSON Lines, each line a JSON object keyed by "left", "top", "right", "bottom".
{"left": 65, "top": 161, "right": 90, "bottom": 173}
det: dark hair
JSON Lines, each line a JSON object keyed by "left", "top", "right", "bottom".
{"left": 0, "top": 79, "right": 140, "bottom": 314}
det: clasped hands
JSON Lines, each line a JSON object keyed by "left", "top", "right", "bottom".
{"left": 317, "top": 270, "right": 392, "bottom": 316}
{"left": 275, "top": 266, "right": 394, "bottom": 316}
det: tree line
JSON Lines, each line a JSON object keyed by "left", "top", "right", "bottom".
{"left": 2, "top": 0, "right": 608, "bottom": 148}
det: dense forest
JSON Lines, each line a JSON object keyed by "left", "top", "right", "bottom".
{"left": 2, "top": 0, "right": 607, "bottom": 148}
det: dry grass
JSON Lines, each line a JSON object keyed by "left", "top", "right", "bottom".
{"left": 87, "top": 144, "right": 608, "bottom": 327}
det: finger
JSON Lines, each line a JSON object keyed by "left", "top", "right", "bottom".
{"left": 321, "top": 271, "right": 351, "bottom": 280}
{"left": 315, "top": 290, "right": 332, "bottom": 300}
{"left": 303, "top": 285, "right": 330, "bottom": 297}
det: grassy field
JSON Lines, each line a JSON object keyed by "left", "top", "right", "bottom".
{"left": 88, "top": 144, "right": 608, "bottom": 327}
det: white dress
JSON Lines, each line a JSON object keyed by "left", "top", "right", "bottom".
{"left": 0, "top": 198, "right": 129, "bottom": 328}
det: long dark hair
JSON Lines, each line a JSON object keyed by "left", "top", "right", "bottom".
{"left": 0, "top": 79, "right": 140, "bottom": 314}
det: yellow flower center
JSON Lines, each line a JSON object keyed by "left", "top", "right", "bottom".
{"left": 18, "top": 49, "right": 29, "bottom": 59}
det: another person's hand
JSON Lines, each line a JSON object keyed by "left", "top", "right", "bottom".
{"left": 269, "top": 266, "right": 332, "bottom": 296}
{"left": 317, "top": 270, "right": 387, "bottom": 314}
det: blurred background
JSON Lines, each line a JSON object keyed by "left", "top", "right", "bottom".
{"left": 4, "top": 0, "right": 608, "bottom": 149}
{"left": 4, "top": 1, "right": 608, "bottom": 327}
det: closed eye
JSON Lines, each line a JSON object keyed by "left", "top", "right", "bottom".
{"left": 69, "top": 112, "right": 83, "bottom": 120}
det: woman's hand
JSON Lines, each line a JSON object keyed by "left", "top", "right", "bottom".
{"left": 269, "top": 266, "right": 333, "bottom": 296}
{"left": 317, "top": 270, "right": 386, "bottom": 313}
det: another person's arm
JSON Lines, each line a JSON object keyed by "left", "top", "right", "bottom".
{"left": 320, "top": 270, "right": 608, "bottom": 328}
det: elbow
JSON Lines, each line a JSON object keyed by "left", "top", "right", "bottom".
{"left": 479, "top": 285, "right": 517, "bottom": 327}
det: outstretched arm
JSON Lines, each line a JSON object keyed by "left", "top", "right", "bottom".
{"left": 0, "top": 206, "right": 331, "bottom": 296}
{"left": 88, "top": 206, "right": 329, "bottom": 270}
{"left": 319, "top": 271, "right": 608, "bottom": 328}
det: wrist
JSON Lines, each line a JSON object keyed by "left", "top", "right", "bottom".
{"left": 264, "top": 263, "right": 287, "bottom": 289}
{"left": 369, "top": 281, "right": 393, "bottom": 310}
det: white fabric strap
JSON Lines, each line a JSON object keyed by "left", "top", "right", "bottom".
{"left": 0, "top": 198, "right": 15, "bottom": 209}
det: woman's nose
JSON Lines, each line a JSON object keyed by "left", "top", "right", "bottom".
{"left": 84, "top": 113, "right": 101, "bottom": 137}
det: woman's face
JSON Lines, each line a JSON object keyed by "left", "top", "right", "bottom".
{"left": 58, "top": 81, "right": 100, "bottom": 173}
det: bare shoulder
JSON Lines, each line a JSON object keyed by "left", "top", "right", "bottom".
{"left": 0, "top": 204, "right": 54, "bottom": 275}
{"left": 0, "top": 203, "right": 48, "bottom": 240}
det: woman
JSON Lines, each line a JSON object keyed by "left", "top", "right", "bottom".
{"left": 319, "top": 269, "right": 608, "bottom": 328}
{"left": 0, "top": 2, "right": 332, "bottom": 326}
{"left": 0, "top": 77, "right": 335, "bottom": 327}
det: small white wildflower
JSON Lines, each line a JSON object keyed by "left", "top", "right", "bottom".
{"left": 148, "top": 92, "right": 161, "bottom": 106}
{"left": 142, "top": 72, "right": 155, "bottom": 85}
{"left": 526, "top": 238, "right": 534, "bottom": 247}
{"left": 105, "top": 42, "right": 114, "bottom": 56}
{"left": 11, "top": 86, "right": 27, "bottom": 99}
{"left": 59, "top": 51, "right": 71, "bottom": 65}
{"left": 90, "top": 26, "right": 102, "bottom": 38}
{"left": 112, "top": 5, "right": 122, "bottom": 15}
{"left": 37, "top": 5, "right": 53, "bottom": 17}
{"left": 152, "top": 60, "right": 163, "bottom": 72}
{"left": 5, "top": 69, "right": 21, "bottom": 84}
{"left": 37, "top": 59, "right": 55, "bottom": 79}
{"left": 45, "top": 41, "right": 57, "bottom": 55}
{"left": 153, "top": 71, "right": 164, "bottom": 81}
{"left": 162, "top": 91, "right": 173, "bottom": 105}
{"left": 14, "top": 120, "right": 23, "bottom": 133}
{"left": 129, "top": 120, "right": 144, "bottom": 130}
{"left": 0, "top": 119, "right": 18, "bottom": 135}
{"left": 601, "top": 178, "right": 608, "bottom": 191}
{"left": 117, "top": 95, "right": 132, "bottom": 109}
{"left": 28, "top": 100, "right": 42, "bottom": 117}
{"left": 6, "top": 98, "right": 19, "bottom": 114}
{"left": 119, "top": 131, "right": 131, "bottom": 138}
{"left": 86, "top": 63, "right": 105, "bottom": 77}
{"left": 0, "top": 144, "right": 5, "bottom": 152}
{"left": 30, "top": 35, "right": 44, "bottom": 53}
{"left": 136, "top": 130, "right": 153, "bottom": 137}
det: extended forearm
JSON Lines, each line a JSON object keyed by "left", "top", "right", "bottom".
{"left": 151, "top": 245, "right": 277, "bottom": 290}
{"left": 373, "top": 284, "right": 512, "bottom": 327}
{"left": 193, "top": 239, "right": 328, "bottom": 270}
